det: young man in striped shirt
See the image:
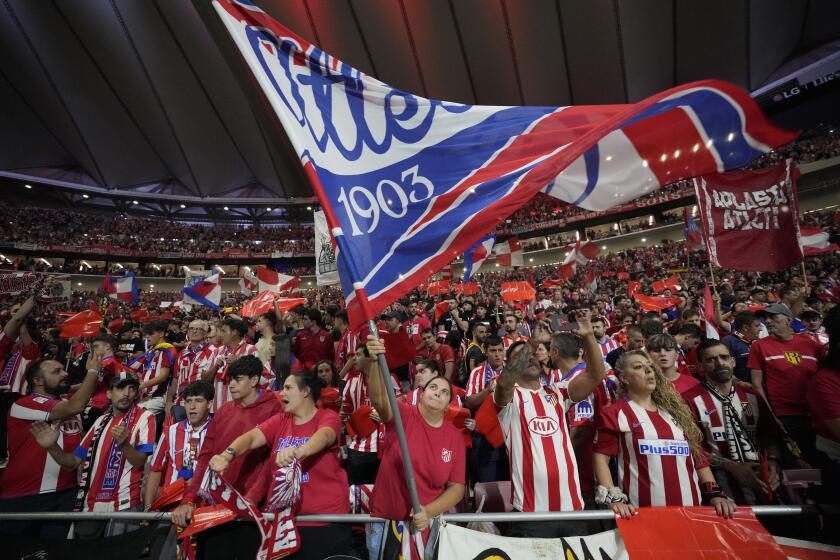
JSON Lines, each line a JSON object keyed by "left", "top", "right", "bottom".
{"left": 493, "top": 311, "right": 605, "bottom": 538}
{"left": 31, "top": 371, "right": 156, "bottom": 538}
{"left": 592, "top": 316, "right": 618, "bottom": 360}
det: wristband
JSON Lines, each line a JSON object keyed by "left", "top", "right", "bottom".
{"left": 700, "top": 481, "right": 731, "bottom": 505}
{"left": 224, "top": 446, "right": 237, "bottom": 459}
{"left": 87, "top": 369, "right": 99, "bottom": 374}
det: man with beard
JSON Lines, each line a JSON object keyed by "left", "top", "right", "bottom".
{"left": 683, "top": 340, "right": 782, "bottom": 504}
{"left": 0, "top": 358, "right": 99, "bottom": 538}
{"left": 749, "top": 303, "right": 822, "bottom": 463}
{"left": 31, "top": 371, "right": 156, "bottom": 538}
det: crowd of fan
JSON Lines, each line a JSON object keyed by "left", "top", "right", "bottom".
{"left": 0, "top": 207, "right": 316, "bottom": 255}
{"left": 0, "top": 207, "right": 837, "bottom": 558}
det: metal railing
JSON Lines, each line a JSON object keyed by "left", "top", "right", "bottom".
{"left": 0, "top": 505, "right": 822, "bottom": 523}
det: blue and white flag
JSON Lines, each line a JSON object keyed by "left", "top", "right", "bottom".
{"left": 213, "top": 0, "right": 796, "bottom": 329}
{"left": 462, "top": 233, "right": 496, "bottom": 282}
{"left": 181, "top": 272, "right": 222, "bottom": 310}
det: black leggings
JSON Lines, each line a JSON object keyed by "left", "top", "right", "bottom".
{"left": 196, "top": 520, "right": 260, "bottom": 560}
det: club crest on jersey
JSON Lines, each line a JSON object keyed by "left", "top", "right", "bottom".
{"left": 573, "top": 401, "right": 594, "bottom": 422}
{"left": 638, "top": 438, "right": 690, "bottom": 456}
{"left": 441, "top": 448, "right": 453, "bottom": 463}
{"left": 784, "top": 351, "right": 801, "bottom": 365}
{"left": 528, "top": 415, "right": 559, "bottom": 437}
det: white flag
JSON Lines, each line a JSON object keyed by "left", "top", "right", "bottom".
{"left": 314, "top": 210, "right": 340, "bottom": 286}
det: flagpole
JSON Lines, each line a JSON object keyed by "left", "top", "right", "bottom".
{"left": 800, "top": 260, "right": 809, "bottom": 289}
{"left": 366, "top": 319, "right": 424, "bottom": 526}
{"left": 708, "top": 261, "right": 717, "bottom": 292}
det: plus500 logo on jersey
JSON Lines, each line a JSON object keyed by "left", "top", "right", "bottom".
{"left": 638, "top": 438, "right": 690, "bottom": 456}
{"left": 528, "top": 416, "right": 559, "bottom": 437}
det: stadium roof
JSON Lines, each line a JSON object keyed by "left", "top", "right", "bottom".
{"left": 1, "top": 0, "right": 839, "bottom": 213}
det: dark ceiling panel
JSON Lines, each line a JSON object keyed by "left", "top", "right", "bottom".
{"left": 348, "top": 0, "right": 425, "bottom": 95}
{"left": 401, "top": 0, "right": 476, "bottom": 104}
{"left": 156, "top": 0, "right": 285, "bottom": 195}
{"left": 618, "top": 0, "right": 674, "bottom": 102}
{"left": 305, "top": 0, "right": 376, "bottom": 76}
{"left": 504, "top": 0, "right": 572, "bottom": 106}
{"left": 0, "top": 69, "right": 70, "bottom": 169}
{"left": 12, "top": 1, "right": 168, "bottom": 188}
{"left": 0, "top": 0, "right": 106, "bottom": 184}
{"left": 749, "top": 0, "right": 807, "bottom": 90}
{"left": 449, "top": 0, "right": 522, "bottom": 105}
{"left": 675, "top": 0, "right": 747, "bottom": 88}
{"left": 558, "top": 0, "right": 626, "bottom": 104}
{"left": 801, "top": 0, "right": 840, "bottom": 50}
{"left": 114, "top": 0, "right": 254, "bottom": 194}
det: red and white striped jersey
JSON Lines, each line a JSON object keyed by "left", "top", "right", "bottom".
{"left": 149, "top": 418, "right": 211, "bottom": 487}
{"left": 681, "top": 383, "right": 774, "bottom": 464}
{"left": 596, "top": 336, "right": 619, "bottom": 359}
{"left": 73, "top": 405, "right": 156, "bottom": 511}
{"left": 502, "top": 334, "right": 529, "bottom": 351}
{"left": 466, "top": 362, "right": 503, "bottom": 397}
{"left": 341, "top": 371, "right": 401, "bottom": 453}
{"left": 209, "top": 340, "right": 259, "bottom": 411}
{"left": 172, "top": 343, "right": 208, "bottom": 406}
{"left": 128, "top": 343, "right": 175, "bottom": 401}
{"left": 0, "top": 340, "right": 41, "bottom": 394}
{"left": 0, "top": 394, "right": 83, "bottom": 498}
{"left": 595, "top": 398, "right": 704, "bottom": 507}
{"left": 335, "top": 328, "right": 359, "bottom": 371}
{"left": 495, "top": 383, "right": 583, "bottom": 512}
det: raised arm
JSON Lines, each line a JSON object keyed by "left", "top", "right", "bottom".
{"left": 3, "top": 296, "right": 35, "bottom": 339}
{"left": 567, "top": 311, "right": 606, "bottom": 403}
{"left": 207, "top": 426, "right": 268, "bottom": 474}
{"left": 363, "top": 335, "right": 393, "bottom": 424}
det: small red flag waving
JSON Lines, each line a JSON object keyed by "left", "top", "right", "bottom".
{"left": 59, "top": 310, "right": 103, "bottom": 338}
{"left": 501, "top": 281, "right": 536, "bottom": 302}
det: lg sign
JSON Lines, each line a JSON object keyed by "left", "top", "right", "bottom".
{"left": 528, "top": 416, "right": 559, "bottom": 437}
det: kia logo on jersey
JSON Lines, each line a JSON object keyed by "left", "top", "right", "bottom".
{"left": 638, "top": 438, "right": 690, "bottom": 456}
{"left": 528, "top": 416, "right": 559, "bottom": 437}
{"left": 61, "top": 418, "right": 83, "bottom": 435}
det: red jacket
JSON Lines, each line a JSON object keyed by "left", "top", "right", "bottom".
{"left": 182, "top": 390, "right": 283, "bottom": 504}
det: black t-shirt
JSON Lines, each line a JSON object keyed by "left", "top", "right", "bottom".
{"left": 117, "top": 338, "right": 144, "bottom": 356}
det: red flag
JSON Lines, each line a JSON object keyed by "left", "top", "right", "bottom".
{"left": 130, "top": 308, "right": 149, "bottom": 322}
{"left": 652, "top": 277, "right": 681, "bottom": 293}
{"left": 617, "top": 507, "right": 787, "bottom": 559}
{"left": 617, "top": 271, "right": 630, "bottom": 280}
{"left": 627, "top": 280, "right": 641, "bottom": 298}
{"left": 694, "top": 160, "right": 802, "bottom": 271}
{"left": 634, "top": 294, "right": 682, "bottom": 312}
{"left": 107, "top": 317, "right": 125, "bottom": 333}
{"left": 474, "top": 396, "right": 504, "bottom": 448}
{"left": 381, "top": 330, "right": 416, "bottom": 369}
{"left": 500, "top": 281, "right": 536, "bottom": 302}
{"left": 455, "top": 281, "right": 480, "bottom": 296}
{"left": 241, "top": 291, "right": 278, "bottom": 318}
{"left": 427, "top": 280, "right": 451, "bottom": 296}
{"left": 558, "top": 261, "right": 576, "bottom": 280}
{"left": 542, "top": 277, "right": 564, "bottom": 289}
{"left": 150, "top": 478, "right": 185, "bottom": 512}
{"left": 433, "top": 301, "right": 449, "bottom": 323}
{"left": 59, "top": 310, "right": 103, "bottom": 338}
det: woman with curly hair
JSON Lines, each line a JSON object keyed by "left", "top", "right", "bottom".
{"left": 593, "top": 350, "right": 736, "bottom": 519}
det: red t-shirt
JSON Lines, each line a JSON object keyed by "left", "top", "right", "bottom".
{"left": 255, "top": 409, "right": 347, "bottom": 525}
{"left": 370, "top": 401, "right": 465, "bottom": 520}
{"left": 426, "top": 344, "right": 455, "bottom": 378}
{"left": 807, "top": 367, "right": 840, "bottom": 442}
{"left": 294, "top": 328, "right": 334, "bottom": 369}
{"left": 670, "top": 373, "right": 700, "bottom": 394}
{"left": 0, "top": 394, "right": 83, "bottom": 498}
{"left": 747, "top": 334, "right": 821, "bottom": 417}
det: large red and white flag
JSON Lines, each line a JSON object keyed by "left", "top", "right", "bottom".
{"left": 254, "top": 266, "right": 301, "bottom": 293}
{"left": 212, "top": 0, "right": 795, "bottom": 330}
{"left": 693, "top": 160, "right": 803, "bottom": 271}
{"left": 495, "top": 237, "right": 523, "bottom": 268}
{"left": 799, "top": 225, "right": 840, "bottom": 256}
{"left": 239, "top": 270, "right": 258, "bottom": 295}
{"left": 562, "top": 239, "right": 600, "bottom": 266}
